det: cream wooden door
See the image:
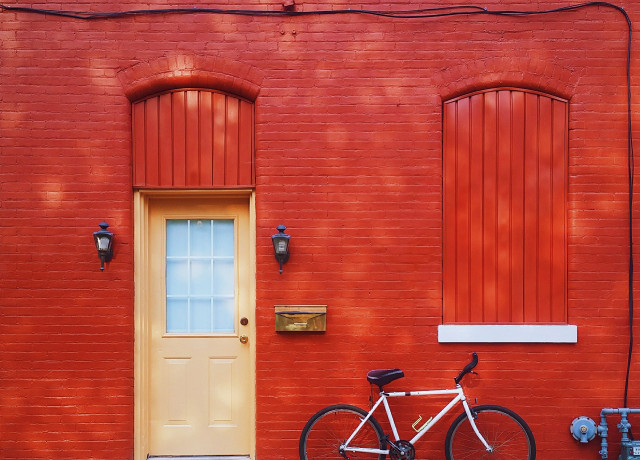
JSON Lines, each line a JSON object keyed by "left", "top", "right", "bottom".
{"left": 145, "top": 196, "right": 254, "bottom": 457}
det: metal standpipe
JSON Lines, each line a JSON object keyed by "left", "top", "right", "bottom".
{"left": 596, "top": 409, "right": 640, "bottom": 460}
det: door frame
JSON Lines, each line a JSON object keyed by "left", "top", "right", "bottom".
{"left": 133, "top": 189, "right": 256, "bottom": 460}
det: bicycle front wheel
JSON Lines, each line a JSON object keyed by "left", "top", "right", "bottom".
{"left": 444, "top": 404, "right": 536, "bottom": 460}
{"left": 299, "top": 404, "right": 386, "bottom": 460}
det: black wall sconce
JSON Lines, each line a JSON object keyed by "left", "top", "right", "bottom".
{"left": 93, "top": 221, "right": 114, "bottom": 271}
{"left": 271, "top": 225, "right": 290, "bottom": 274}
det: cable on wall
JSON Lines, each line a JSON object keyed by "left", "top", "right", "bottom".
{"left": 0, "top": 1, "right": 635, "bottom": 405}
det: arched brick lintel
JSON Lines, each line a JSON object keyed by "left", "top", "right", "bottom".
{"left": 433, "top": 57, "right": 578, "bottom": 102}
{"left": 118, "top": 55, "right": 264, "bottom": 102}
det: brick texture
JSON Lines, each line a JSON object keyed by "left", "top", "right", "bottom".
{"left": 1, "top": 1, "right": 639, "bottom": 458}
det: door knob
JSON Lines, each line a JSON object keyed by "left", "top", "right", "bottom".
{"left": 239, "top": 335, "right": 248, "bottom": 344}
{"left": 240, "top": 317, "right": 249, "bottom": 326}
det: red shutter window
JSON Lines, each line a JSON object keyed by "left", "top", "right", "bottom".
{"left": 132, "top": 89, "right": 254, "bottom": 189}
{"left": 443, "top": 88, "right": 568, "bottom": 324}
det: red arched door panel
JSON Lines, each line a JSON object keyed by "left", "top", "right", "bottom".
{"left": 132, "top": 89, "right": 254, "bottom": 188}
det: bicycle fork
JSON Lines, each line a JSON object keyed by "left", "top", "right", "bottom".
{"left": 462, "top": 399, "right": 494, "bottom": 453}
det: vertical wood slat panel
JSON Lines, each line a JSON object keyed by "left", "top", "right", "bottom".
{"left": 482, "top": 91, "right": 497, "bottom": 322}
{"left": 523, "top": 92, "right": 540, "bottom": 323}
{"left": 238, "top": 100, "right": 254, "bottom": 186}
{"left": 537, "top": 96, "right": 553, "bottom": 322}
{"left": 199, "top": 92, "right": 213, "bottom": 185}
{"left": 145, "top": 97, "right": 160, "bottom": 186}
{"left": 443, "top": 88, "right": 567, "bottom": 325}
{"left": 455, "top": 97, "right": 470, "bottom": 322}
{"left": 552, "top": 100, "right": 568, "bottom": 322}
{"left": 443, "top": 102, "right": 458, "bottom": 323}
{"left": 510, "top": 91, "right": 525, "bottom": 323}
{"left": 469, "top": 94, "right": 484, "bottom": 323}
{"left": 172, "top": 91, "right": 186, "bottom": 187}
{"left": 496, "top": 90, "right": 512, "bottom": 322}
{"left": 225, "top": 97, "right": 239, "bottom": 186}
{"left": 185, "top": 91, "right": 200, "bottom": 186}
{"left": 158, "top": 93, "right": 173, "bottom": 186}
{"left": 213, "top": 93, "right": 226, "bottom": 186}
{"left": 131, "top": 89, "right": 254, "bottom": 188}
{"left": 132, "top": 103, "right": 146, "bottom": 186}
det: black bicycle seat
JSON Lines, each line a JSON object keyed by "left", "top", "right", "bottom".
{"left": 367, "top": 368, "right": 404, "bottom": 388}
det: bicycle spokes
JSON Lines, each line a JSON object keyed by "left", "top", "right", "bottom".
{"left": 445, "top": 406, "right": 535, "bottom": 459}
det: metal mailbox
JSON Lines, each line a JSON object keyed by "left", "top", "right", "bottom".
{"left": 275, "top": 305, "right": 327, "bottom": 332}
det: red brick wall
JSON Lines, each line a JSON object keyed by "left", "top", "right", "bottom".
{"left": 1, "top": 1, "right": 639, "bottom": 458}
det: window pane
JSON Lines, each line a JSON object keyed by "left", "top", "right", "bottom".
{"left": 213, "top": 220, "right": 234, "bottom": 257}
{"left": 167, "top": 259, "right": 188, "bottom": 296}
{"left": 213, "top": 297, "right": 234, "bottom": 333}
{"left": 213, "top": 259, "right": 234, "bottom": 296}
{"left": 167, "top": 220, "right": 188, "bottom": 256}
{"left": 190, "top": 220, "right": 212, "bottom": 257}
{"left": 167, "top": 298, "right": 188, "bottom": 333}
{"left": 190, "top": 298, "right": 212, "bottom": 333}
{"left": 190, "top": 259, "right": 212, "bottom": 296}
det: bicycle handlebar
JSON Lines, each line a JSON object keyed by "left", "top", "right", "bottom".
{"left": 454, "top": 352, "right": 478, "bottom": 384}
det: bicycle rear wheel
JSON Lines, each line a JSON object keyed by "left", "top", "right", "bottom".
{"left": 299, "top": 404, "right": 386, "bottom": 460}
{"left": 444, "top": 404, "right": 536, "bottom": 460}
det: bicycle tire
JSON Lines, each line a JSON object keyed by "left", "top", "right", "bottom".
{"left": 299, "top": 404, "right": 386, "bottom": 460}
{"left": 444, "top": 404, "right": 536, "bottom": 460}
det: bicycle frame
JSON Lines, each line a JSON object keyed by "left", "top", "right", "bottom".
{"left": 342, "top": 384, "right": 492, "bottom": 455}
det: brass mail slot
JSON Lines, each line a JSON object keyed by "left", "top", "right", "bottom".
{"left": 275, "top": 305, "right": 327, "bottom": 332}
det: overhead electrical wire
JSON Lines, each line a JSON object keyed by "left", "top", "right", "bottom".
{"left": 0, "top": 2, "right": 629, "bottom": 21}
{"left": 0, "top": 4, "right": 489, "bottom": 19}
{"left": 0, "top": 1, "right": 635, "bottom": 406}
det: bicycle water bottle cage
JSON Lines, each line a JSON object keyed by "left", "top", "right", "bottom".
{"left": 367, "top": 369, "right": 404, "bottom": 390}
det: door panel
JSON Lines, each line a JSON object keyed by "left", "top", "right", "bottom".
{"left": 145, "top": 196, "right": 253, "bottom": 457}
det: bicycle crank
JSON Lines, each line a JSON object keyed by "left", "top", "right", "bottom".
{"left": 389, "top": 440, "right": 415, "bottom": 460}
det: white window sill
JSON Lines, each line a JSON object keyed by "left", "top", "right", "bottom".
{"left": 438, "top": 324, "right": 577, "bottom": 343}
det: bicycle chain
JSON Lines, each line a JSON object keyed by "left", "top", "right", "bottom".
{"left": 389, "top": 439, "right": 416, "bottom": 460}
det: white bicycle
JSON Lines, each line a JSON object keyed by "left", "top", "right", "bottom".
{"left": 299, "top": 353, "right": 536, "bottom": 459}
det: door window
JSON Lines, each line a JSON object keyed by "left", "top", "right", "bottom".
{"left": 166, "top": 219, "right": 235, "bottom": 333}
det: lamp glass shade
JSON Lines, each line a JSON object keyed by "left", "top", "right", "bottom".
{"left": 274, "top": 238, "right": 288, "bottom": 255}
{"left": 96, "top": 235, "right": 111, "bottom": 251}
